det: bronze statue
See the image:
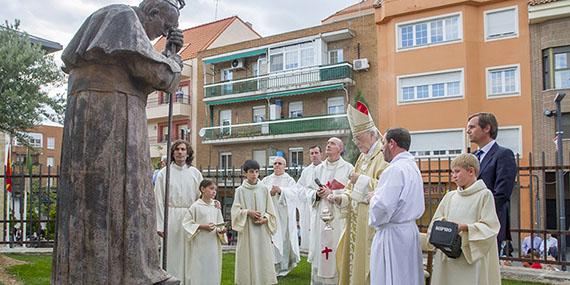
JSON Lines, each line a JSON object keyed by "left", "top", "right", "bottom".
{"left": 53, "top": 0, "right": 185, "bottom": 284}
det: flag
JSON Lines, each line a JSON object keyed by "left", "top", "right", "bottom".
{"left": 4, "top": 144, "right": 12, "bottom": 193}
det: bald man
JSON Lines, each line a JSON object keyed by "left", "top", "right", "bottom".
{"left": 262, "top": 157, "right": 300, "bottom": 276}
{"left": 307, "top": 137, "right": 354, "bottom": 284}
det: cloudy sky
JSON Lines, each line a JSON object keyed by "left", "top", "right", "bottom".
{"left": 0, "top": 0, "right": 359, "bottom": 49}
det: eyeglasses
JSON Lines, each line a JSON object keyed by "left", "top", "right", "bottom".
{"left": 273, "top": 162, "right": 283, "bottom": 165}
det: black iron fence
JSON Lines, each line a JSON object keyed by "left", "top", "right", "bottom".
{"left": 2, "top": 154, "right": 570, "bottom": 269}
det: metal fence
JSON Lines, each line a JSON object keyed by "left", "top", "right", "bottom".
{"left": 2, "top": 154, "right": 570, "bottom": 269}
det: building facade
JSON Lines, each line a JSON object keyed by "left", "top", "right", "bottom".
{"left": 146, "top": 16, "right": 260, "bottom": 162}
{"left": 528, "top": 0, "right": 570, "bottom": 230}
{"left": 195, "top": 13, "right": 378, "bottom": 169}
{"left": 374, "top": 0, "right": 533, "bottom": 225}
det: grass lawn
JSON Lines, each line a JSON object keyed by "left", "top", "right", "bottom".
{"left": 1, "top": 253, "right": 548, "bottom": 285}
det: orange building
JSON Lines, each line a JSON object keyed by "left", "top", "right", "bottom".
{"left": 374, "top": 0, "right": 532, "bottom": 226}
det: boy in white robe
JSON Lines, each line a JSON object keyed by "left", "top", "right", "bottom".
{"left": 182, "top": 179, "right": 226, "bottom": 285}
{"left": 231, "top": 160, "right": 278, "bottom": 285}
{"left": 427, "top": 153, "right": 501, "bottom": 285}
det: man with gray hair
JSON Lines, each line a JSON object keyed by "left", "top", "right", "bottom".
{"left": 53, "top": 0, "right": 184, "bottom": 284}
{"left": 307, "top": 137, "right": 353, "bottom": 284}
{"left": 335, "top": 102, "right": 389, "bottom": 285}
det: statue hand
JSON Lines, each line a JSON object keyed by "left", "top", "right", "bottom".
{"left": 165, "top": 28, "right": 184, "bottom": 54}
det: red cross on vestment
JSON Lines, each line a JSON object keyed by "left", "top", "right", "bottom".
{"left": 322, "top": 247, "right": 333, "bottom": 260}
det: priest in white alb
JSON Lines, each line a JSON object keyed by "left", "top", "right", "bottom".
{"left": 296, "top": 145, "right": 323, "bottom": 252}
{"left": 154, "top": 140, "right": 203, "bottom": 284}
{"left": 369, "top": 128, "right": 425, "bottom": 285}
{"left": 262, "top": 156, "right": 300, "bottom": 276}
{"left": 308, "top": 137, "right": 353, "bottom": 285}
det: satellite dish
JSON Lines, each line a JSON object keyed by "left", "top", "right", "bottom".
{"left": 199, "top": 128, "right": 206, "bottom": 137}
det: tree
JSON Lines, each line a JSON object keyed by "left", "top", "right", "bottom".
{"left": 0, "top": 20, "right": 64, "bottom": 144}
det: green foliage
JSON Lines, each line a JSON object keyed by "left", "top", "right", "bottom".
{"left": 0, "top": 20, "right": 64, "bottom": 145}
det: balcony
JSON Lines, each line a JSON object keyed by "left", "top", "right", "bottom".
{"left": 146, "top": 95, "right": 191, "bottom": 120}
{"left": 203, "top": 63, "right": 354, "bottom": 104}
{"left": 199, "top": 114, "right": 350, "bottom": 144}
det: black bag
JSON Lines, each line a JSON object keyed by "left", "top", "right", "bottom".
{"left": 429, "top": 220, "right": 462, "bottom": 259}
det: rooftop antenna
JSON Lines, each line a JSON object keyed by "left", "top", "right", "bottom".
{"left": 214, "top": 0, "right": 220, "bottom": 20}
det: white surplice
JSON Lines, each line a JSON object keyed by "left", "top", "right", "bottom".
{"left": 297, "top": 163, "right": 320, "bottom": 252}
{"left": 231, "top": 179, "right": 278, "bottom": 285}
{"left": 427, "top": 180, "right": 501, "bottom": 285}
{"left": 369, "top": 152, "right": 425, "bottom": 285}
{"left": 307, "top": 158, "right": 353, "bottom": 285}
{"left": 154, "top": 163, "right": 202, "bottom": 284}
{"left": 262, "top": 172, "right": 301, "bottom": 276}
{"left": 182, "top": 199, "right": 224, "bottom": 285}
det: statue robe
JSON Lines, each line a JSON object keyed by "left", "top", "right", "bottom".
{"left": 154, "top": 164, "right": 202, "bottom": 284}
{"left": 262, "top": 173, "right": 301, "bottom": 276}
{"left": 307, "top": 158, "right": 353, "bottom": 285}
{"left": 182, "top": 199, "right": 225, "bottom": 285}
{"left": 54, "top": 4, "right": 180, "bottom": 284}
{"left": 427, "top": 180, "right": 501, "bottom": 285}
{"left": 231, "top": 179, "right": 278, "bottom": 285}
{"left": 336, "top": 141, "right": 389, "bottom": 285}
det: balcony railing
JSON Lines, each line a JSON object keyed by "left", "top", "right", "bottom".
{"left": 199, "top": 114, "right": 349, "bottom": 141}
{"left": 204, "top": 62, "right": 353, "bottom": 98}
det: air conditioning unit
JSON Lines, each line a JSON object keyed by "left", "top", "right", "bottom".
{"left": 353, "top": 58, "right": 369, "bottom": 71}
{"left": 230, "top": 59, "right": 245, "bottom": 69}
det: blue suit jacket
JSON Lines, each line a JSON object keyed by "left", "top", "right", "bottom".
{"left": 477, "top": 142, "right": 517, "bottom": 243}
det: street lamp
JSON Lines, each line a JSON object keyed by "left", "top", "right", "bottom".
{"left": 546, "top": 92, "right": 566, "bottom": 269}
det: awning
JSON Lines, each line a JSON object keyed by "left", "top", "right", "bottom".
{"left": 205, "top": 83, "right": 345, "bottom": 106}
{"left": 203, "top": 48, "right": 267, "bottom": 65}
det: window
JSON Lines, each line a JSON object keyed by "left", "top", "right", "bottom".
{"left": 47, "top": 157, "right": 55, "bottom": 167}
{"left": 289, "top": 101, "right": 303, "bottom": 118}
{"left": 253, "top": 150, "right": 267, "bottom": 167}
{"left": 253, "top": 106, "right": 266, "bottom": 122}
{"left": 327, "top": 97, "right": 345, "bottom": 114}
{"left": 177, "top": 124, "right": 189, "bottom": 140}
{"left": 289, "top": 148, "right": 304, "bottom": 167}
{"left": 328, "top": 49, "right": 344, "bottom": 64}
{"left": 47, "top": 137, "right": 55, "bottom": 150}
{"left": 398, "top": 14, "right": 461, "bottom": 50}
{"left": 409, "top": 129, "right": 464, "bottom": 158}
{"left": 561, "top": 113, "right": 570, "bottom": 139}
{"left": 398, "top": 69, "right": 463, "bottom": 103}
{"left": 486, "top": 65, "right": 520, "bottom": 97}
{"left": 220, "top": 110, "right": 231, "bottom": 136}
{"left": 160, "top": 126, "right": 169, "bottom": 142}
{"left": 221, "top": 69, "right": 233, "bottom": 94}
{"left": 485, "top": 6, "right": 518, "bottom": 40}
{"left": 220, "top": 152, "right": 232, "bottom": 169}
{"left": 269, "top": 42, "right": 315, "bottom": 72}
{"left": 543, "top": 46, "right": 570, "bottom": 90}
{"left": 15, "top": 133, "right": 43, "bottom": 148}
{"left": 496, "top": 127, "right": 521, "bottom": 155}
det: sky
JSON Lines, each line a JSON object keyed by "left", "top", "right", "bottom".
{"left": 0, "top": 0, "right": 360, "bottom": 50}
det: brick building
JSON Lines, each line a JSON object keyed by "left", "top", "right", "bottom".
{"left": 146, "top": 16, "right": 260, "bottom": 162}
{"left": 194, "top": 10, "right": 377, "bottom": 168}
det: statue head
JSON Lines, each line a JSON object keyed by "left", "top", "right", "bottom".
{"left": 138, "top": 0, "right": 181, "bottom": 40}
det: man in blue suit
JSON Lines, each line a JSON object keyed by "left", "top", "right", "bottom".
{"left": 466, "top": 112, "right": 517, "bottom": 246}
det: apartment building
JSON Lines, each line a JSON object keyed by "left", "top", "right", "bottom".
{"left": 194, "top": 12, "right": 378, "bottom": 169}
{"left": 146, "top": 16, "right": 260, "bottom": 162}
{"left": 8, "top": 122, "right": 63, "bottom": 173}
{"left": 374, "top": 0, "right": 532, "bottom": 225}
{"left": 528, "top": 0, "right": 570, "bottom": 230}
